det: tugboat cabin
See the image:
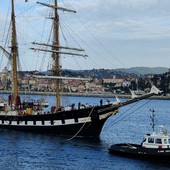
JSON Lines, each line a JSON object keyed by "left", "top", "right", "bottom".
{"left": 142, "top": 129, "right": 170, "bottom": 149}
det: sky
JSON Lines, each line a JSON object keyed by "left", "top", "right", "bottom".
{"left": 0, "top": 0, "right": 170, "bottom": 71}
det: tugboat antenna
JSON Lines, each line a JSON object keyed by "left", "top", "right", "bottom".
{"left": 150, "top": 109, "right": 155, "bottom": 132}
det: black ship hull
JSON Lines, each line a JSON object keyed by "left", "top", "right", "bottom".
{"left": 0, "top": 104, "right": 118, "bottom": 137}
{"left": 109, "top": 143, "right": 170, "bottom": 162}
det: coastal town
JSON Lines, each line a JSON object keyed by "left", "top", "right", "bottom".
{"left": 0, "top": 67, "right": 169, "bottom": 97}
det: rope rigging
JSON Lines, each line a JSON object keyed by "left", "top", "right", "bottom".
{"left": 38, "top": 9, "right": 52, "bottom": 71}
{"left": 0, "top": 3, "right": 11, "bottom": 71}
{"left": 103, "top": 98, "right": 153, "bottom": 131}
{"left": 65, "top": 2, "right": 127, "bottom": 68}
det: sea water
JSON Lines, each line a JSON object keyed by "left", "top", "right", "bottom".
{"left": 0, "top": 94, "right": 170, "bottom": 170}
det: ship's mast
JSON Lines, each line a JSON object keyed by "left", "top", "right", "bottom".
{"left": 34, "top": 1, "right": 81, "bottom": 110}
{"left": 53, "top": 0, "right": 60, "bottom": 109}
{"left": 11, "top": 0, "right": 18, "bottom": 103}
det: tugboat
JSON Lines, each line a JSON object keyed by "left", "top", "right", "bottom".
{"left": 109, "top": 109, "right": 170, "bottom": 162}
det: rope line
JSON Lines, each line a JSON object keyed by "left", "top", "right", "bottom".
{"left": 67, "top": 106, "right": 95, "bottom": 140}
{"left": 103, "top": 99, "right": 153, "bottom": 131}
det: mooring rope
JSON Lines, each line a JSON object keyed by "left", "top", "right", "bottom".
{"left": 67, "top": 106, "right": 95, "bottom": 140}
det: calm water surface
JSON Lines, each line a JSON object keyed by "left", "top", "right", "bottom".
{"left": 0, "top": 94, "right": 170, "bottom": 170}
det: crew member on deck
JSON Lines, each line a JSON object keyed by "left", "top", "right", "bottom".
{"left": 100, "top": 99, "right": 103, "bottom": 106}
{"left": 8, "top": 95, "right": 12, "bottom": 107}
{"left": 71, "top": 103, "right": 75, "bottom": 110}
{"left": 78, "top": 102, "right": 81, "bottom": 109}
{"left": 16, "top": 95, "right": 21, "bottom": 109}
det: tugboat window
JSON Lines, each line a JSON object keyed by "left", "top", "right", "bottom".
{"left": 164, "top": 139, "right": 167, "bottom": 144}
{"left": 168, "top": 139, "right": 170, "bottom": 144}
{"left": 148, "top": 138, "right": 154, "bottom": 143}
{"left": 155, "top": 138, "right": 162, "bottom": 144}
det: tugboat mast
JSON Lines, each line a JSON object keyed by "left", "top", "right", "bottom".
{"left": 11, "top": 0, "right": 19, "bottom": 104}
{"left": 150, "top": 109, "right": 155, "bottom": 132}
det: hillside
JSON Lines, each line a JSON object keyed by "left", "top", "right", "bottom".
{"left": 115, "top": 67, "right": 169, "bottom": 75}
{"left": 21, "top": 67, "right": 169, "bottom": 79}
{"left": 62, "top": 67, "right": 169, "bottom": 78}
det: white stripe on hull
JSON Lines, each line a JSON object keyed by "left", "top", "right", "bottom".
{"left": 11, "top": 121, "right": 17, "bottom": 125}
{"left": 0, "top": 111, "right": 115, "bottom": 127}
{"left": 79, "top": 117, "right": 91, "bottom": 123}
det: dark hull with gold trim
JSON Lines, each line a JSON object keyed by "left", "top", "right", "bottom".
{"left": 0, "top": 104, "right": 118, "bottom": 137}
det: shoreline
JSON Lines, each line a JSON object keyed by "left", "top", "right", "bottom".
{"left": 0, "top": 90, "right": 169, "bottom": 100}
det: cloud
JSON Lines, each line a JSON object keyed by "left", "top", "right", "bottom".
{"left": 1, "top": 0, "right": 170, "bottom": 70}
{"left": 13, "top": 0, "right": 170, "bottom": 42}
{"left": 63, "top": 0, "right": 170, "bottom": 41}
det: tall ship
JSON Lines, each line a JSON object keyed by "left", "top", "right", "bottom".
{"left": 0, "top": 0, "right": 161, "bottom": 137}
